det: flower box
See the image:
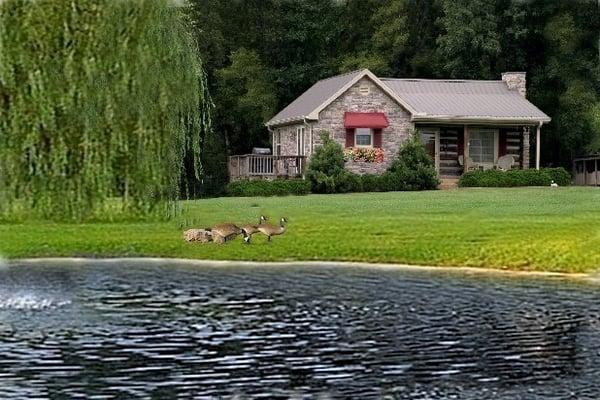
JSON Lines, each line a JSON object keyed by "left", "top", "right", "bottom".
{"left": 343, "top": 147, "right": 384, "bottom": 163}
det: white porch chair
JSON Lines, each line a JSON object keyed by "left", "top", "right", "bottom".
{"left": 458, "top": 155, "right": 479, "bottom": 171}
{"left": 497, "top": 155, "right": 515, "bottom": 171}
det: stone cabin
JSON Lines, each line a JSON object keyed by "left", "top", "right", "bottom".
{"left": 258, "top": 69, "right": 550, "bottom": 181}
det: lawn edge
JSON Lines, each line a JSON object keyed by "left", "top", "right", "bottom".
{"left": 7, "top": 257, "right": 598, "bottom": 281}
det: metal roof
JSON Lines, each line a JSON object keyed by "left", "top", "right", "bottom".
{"left": 266, "top": 70, "right": 551, "bottom": 126}
{"left": 266, "top": 70, "right": 365, "bottom": 126}
{"left": 381, "top": 78, "right": 550, "bottom": 122}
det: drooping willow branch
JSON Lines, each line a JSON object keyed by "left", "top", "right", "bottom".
{"left": 0, "top": 0, "right": 211, "bottom": 221}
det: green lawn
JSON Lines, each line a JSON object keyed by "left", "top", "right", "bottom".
{"left": 1, "top": 187, "right": 599, "bottom": 273}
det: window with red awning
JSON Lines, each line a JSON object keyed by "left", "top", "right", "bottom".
{"left": 344, "top": 112, "right": 387, "bottom": 149}
{"left": 344, "top": 112, "right": 388, "bottom": 128}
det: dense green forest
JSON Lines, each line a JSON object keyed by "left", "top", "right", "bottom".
{"left": 187, "top": 0, "right": 600, "bottom": 194}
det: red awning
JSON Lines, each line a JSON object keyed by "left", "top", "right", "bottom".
{"left": 344, "top": 112, "right": 389, "bottom": 128}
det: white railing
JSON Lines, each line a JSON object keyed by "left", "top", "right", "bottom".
{"left": 248, "top": 155, "right": 274, "bottom": 176}
{"left": 228, "top": 155, "right": 306, "bottom": 181}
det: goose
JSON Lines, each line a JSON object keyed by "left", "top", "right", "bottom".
{"left": 209, "top": 223, "right": 242, "bottom": 244}
{"left": 257, "top": 217, "right": 287, "bottom": 242}
{"left": 550, "top": 180, "right": 559, "bottom": 188}
{"left": 240, "top": 215, "right": 268, "bottom": 244}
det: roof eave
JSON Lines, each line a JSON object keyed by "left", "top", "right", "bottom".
{"left": 307, "top": 69, "right": 419, "bottom": 120}
{"left": 265, "top": 116, "right": 316, "bottom": 127}
{"left": 411, "top": 114, "right": 551, "bottom": 125}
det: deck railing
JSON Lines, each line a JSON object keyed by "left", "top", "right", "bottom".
{"left": 228, "top": 155, "right": 306, "bottom": 181}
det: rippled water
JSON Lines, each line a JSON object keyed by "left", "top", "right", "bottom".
{"left": 1, "top": 261, "right": 599, "bottom": 399}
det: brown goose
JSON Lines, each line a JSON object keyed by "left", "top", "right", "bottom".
{"left": 240, "top": 215, "right": 268, "bottom": 244}
{"left": 257, "top": 217, "right": 287, "bottom": 242}
{"left": 210, "top": 223, "right": 242, "bottom": 244}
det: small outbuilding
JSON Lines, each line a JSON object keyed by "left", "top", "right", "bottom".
{"left": 573, "top": 155, "right": 600, "bottom": 186}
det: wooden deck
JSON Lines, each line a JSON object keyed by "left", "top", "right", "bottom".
{"left": 228, "top": 155, "right": 307, "bottom": 181}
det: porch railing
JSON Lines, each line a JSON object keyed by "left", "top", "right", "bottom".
{"left": 228, "top": 155, "right": 306, "bottom": 181}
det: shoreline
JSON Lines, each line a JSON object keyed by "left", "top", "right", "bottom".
{"left": 7, "top": 257, "right": 599, "bottom": 282}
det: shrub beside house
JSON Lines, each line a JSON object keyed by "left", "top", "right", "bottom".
{"left": 459, "top": 168, "right": 571, "bottom": 187}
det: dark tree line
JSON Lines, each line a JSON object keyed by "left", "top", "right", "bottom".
{"left": 187, "top": 0, "right": 600, "bottom": 194}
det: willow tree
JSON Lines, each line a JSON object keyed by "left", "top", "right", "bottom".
{"left": 0, "top": 0, "right": 211, "bottom": 221}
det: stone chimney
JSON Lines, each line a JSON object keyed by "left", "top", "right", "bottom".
{"left": 501, "top": 72, "right": 526, "bottom": 97}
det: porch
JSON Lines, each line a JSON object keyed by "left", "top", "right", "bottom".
{"left": 417, "top": 124, "right": 540, "bottom": 178}
{"left": 228, "top": 154, "right": 306, "bottom": 181}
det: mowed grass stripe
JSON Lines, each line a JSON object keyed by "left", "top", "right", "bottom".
{"left": 1, "top": 187, "right": 599, "bottom": 272}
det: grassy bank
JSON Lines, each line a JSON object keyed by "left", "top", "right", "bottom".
{"left": 1, "top": 188, "right": 599, "bottom": 273}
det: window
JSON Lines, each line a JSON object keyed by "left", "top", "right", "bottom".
{"left": 469, "top": 129, "right": 496, "bottom": 163}
{"left": 274, "top": 130, "right": 281, "bottom": 156}
{"left": 296, "top": 127, "right": 305, "bottom": 155}
{"left": 359, "top": 84, "right": 370, "bottom": 95}
{"left": 355, "top": 128, "right": 372, "bottom": 147}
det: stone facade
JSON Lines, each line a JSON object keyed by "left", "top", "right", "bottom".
{"left": 275, "top": 77, "right": 412, "bottom": 175}
{"left": 501, "top": 72, "right": 526, "bottom": 97}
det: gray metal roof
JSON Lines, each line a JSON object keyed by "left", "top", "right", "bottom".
{"left": 266, "top": 70, "right": 364, "bottom": 126}
{"left": 381, "top": 78, "right": 550, "bottom": 122}
{"left": 266, "top": 70, "right": 550, "bottom": 126}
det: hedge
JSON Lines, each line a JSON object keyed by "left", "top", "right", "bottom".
{"left": 545, "top": 168, "right": 572, "bottom": 186}
{"left": 226, "top": 179, "right": 311, "bottom": 197}
{"left": 458, "top": 168, "right": 571, "bottom": 188}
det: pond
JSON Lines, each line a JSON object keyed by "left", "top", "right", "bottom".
{"left": 1, "top": 260, "right": 599, "bottom": 399}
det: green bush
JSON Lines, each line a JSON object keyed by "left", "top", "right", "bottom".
{"left": 384, "top": 133, "right": 440, "bottom": 191}
{"left": 335, "top": 170, "right": 363, "bottom": 193}
{"left": 308, "top": 171, "right": 336, "bottom": 193}
{"left": 306, "top": 131, "right": 347, "bottom": 193}
{"left": 376, "top": 171, "right": 401, "bottom": 192}
{"left": 226, "top": 179, "right": 310, "bottom": 197}
{"left": 361, "top": 174, "right": 380, "bottom": 192}
{"left": 306, "top": 132, "right": 345, "bottom": 175}
{"left": 544, "top": 168, "right": 572, "bottom": 186}
{"left": 459, "top": 167, "right": 572, "bottom": 187}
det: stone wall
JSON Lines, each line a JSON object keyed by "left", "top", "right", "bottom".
{"left": 273, "top": 123, "right": 309, "bottom": 157}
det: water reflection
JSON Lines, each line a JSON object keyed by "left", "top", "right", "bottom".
{"left": 0, "top": 261, "right": 599, "bottom": 399}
